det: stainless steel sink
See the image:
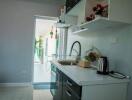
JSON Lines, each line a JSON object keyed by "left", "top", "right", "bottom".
{"left": 58, "top": 60, "right": 77, "bottom": 65}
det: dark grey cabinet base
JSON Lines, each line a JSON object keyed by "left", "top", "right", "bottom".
{"left": 52, "top": 66, "right": 82, "bottom": 100}
{"left": 62, "top": 86, "right": 80, "bottom": 100}
{"left": 53, "top": 69, "right": 63, "bottom": 100}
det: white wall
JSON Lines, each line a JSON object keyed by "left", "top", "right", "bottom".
{"left": 0, "top": 0, "right": 61, "bottom": 83}
{"left": 67, "top": 25, "right": 132, "bottom": 100}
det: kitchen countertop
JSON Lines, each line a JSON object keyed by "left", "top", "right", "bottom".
{"left": 51, "top": 60, "right": 129, "bottom": 86}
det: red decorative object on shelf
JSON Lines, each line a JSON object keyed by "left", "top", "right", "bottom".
{"left": 86, "top": 14, "right": 95, "bottom": 22}
{"left": 93, "top": 4, "right": 108, "bottom": 17}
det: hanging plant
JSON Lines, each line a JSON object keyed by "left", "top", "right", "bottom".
{"left": 50, "top": 26, "right": 53, "bottom": 38}
{"left": 55, "top": 28, "right": 58, "bottom": 39}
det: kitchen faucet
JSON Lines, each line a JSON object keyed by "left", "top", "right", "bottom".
{"left": 69, "top": 41, "right": 81, "bottom": 63}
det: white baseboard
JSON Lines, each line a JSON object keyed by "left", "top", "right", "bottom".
{"left": 0, "top": 83, "right": 32, "bottom": 87}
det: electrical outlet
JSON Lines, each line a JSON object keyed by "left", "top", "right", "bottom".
{"left": 111, "top": 37, "right": 118, "bottom": 44}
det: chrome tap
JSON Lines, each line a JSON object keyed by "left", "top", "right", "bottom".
{"left": 69, "top": 41, "right": 81, "bottom": 63}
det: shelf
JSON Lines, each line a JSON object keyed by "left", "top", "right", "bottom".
{"left": 54, "top": 22, "right": 71, "bottom": 28}
{"left": 80, "top": 17, "right": 130, "bottom": 31}
{"left": 72, "top": 17, "right": 130, "bottom": 35}
{"left": 80, "top": 17, "right": 108, "bottom": 28}
{"left": 72, "top": 28, "right": 88, "bottom": 35}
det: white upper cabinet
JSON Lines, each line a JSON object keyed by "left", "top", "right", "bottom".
{"left": 109, "top": 0, "right": 132, "bottom": 23}
{"left": 66, "top": 0, "right": 132, "bottom": 24}
{"left": 64, "top": 0, "right": 131, "bottom": 35}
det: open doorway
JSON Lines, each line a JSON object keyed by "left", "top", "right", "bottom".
{"left": 33, "top": 16, "right": 58, "bottom": 88}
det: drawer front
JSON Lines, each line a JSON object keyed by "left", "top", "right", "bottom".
{"left": 63, "top": 74, "right": 82, "bottom": 97}
{"left": 63, "top": 85, "right": 80, "bottom": 100}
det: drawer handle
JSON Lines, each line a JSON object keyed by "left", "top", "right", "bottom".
{"left": 66, "top": 80, "right": 72, "bottom": 86}
{"left": 65, "top": 90, "right": 72, "bottom": 97}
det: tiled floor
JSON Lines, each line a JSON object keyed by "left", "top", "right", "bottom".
{"left": 0, "top": 86, "right": 33, "bottom": 100}
{"left": 0, "top": 86, "right": 53, "bottom": 100}
{"left": 33, "top": 89, "right": 53, "bottom": 100}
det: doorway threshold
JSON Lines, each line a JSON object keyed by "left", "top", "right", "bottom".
{"left": 33, "top": 82, "right": 50, "bottom": 89}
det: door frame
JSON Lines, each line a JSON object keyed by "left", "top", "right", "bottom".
{"left": 32, "top": 15, "right": 58, "bottom": 84}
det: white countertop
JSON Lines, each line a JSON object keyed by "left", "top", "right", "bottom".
{"left": 51, "top": 61, "right": 129, "bottom": 86}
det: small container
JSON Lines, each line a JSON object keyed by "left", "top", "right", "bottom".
{"left": 97, "top": 56, "right": 109, "bottom": 75}
{"left": 78, "top": 60, "right": 91, "bottom": 68}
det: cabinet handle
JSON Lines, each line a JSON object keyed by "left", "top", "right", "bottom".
{"left": 65, "top": 90, "right": 72, "bottom": 97}
{"left": 66, "top": 80, "right": 72, "bottom": 86}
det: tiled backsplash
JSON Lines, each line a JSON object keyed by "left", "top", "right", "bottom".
{"left": 67, "top": 25, "right": 132, "bottom": 100}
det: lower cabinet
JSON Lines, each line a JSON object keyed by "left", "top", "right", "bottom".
{"left": 51, "top": 64, "right": 128, "bottom": 100}
{"left": 53, "top": 68, "right": 82, "bottom": 100}
{"left": 53, "top": 69, "right": 63, "bottom": 100}
{"left": 62, "top": 74, "right": 81, "bottom": 100}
